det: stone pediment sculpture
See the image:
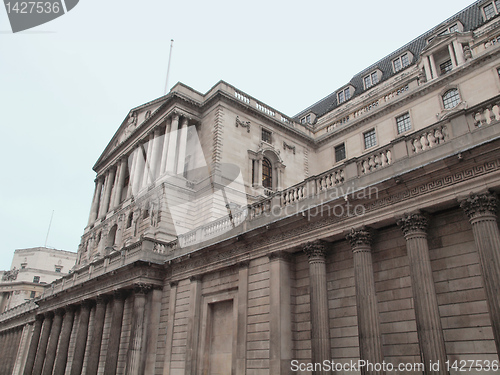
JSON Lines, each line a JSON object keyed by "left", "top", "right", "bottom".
{"left": 2, "top": 267, "right": 19, "bottom": 281}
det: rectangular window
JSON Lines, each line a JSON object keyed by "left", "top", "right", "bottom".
{"left": 401, "top": 53, "right": 409, "bottom": 68}
{"left": 33, "top": 276, "right": 40, "bottom": 283}
{"left": 440, "top": 59, "right": 453, "bottom": 75}
{"left": 30, "top": 291, "right": 36, "bottom": 298}
{"left": 449, "top": 23, "right": 459, "bottom": 33}
{"left": 306, "top": 114, "right": 311, "bottom": 123}
{"left": 364, "top": 72, "right": 378, "bottom": 89}
{"left": 335, "top": 143, "right": 346, "bottom": 162}
{"left": 55, "top": 267, "right": 62, "bottom": 273}
{"left": 485, "top": 2, "right": 496, "bottom": 19}
{"left": 393, "top": 58, "right": 402, "bottom": 72}
{"left": 262, "top": 128, "right": 272, "bottom": 144}
{"left": 338, "top": 87, "right": 350, "bottom": 103}
{"left": 396, "top": 112, "right": 412, "bottom": 134}
{"left": 338, "top": 90, "right": 344, "bottom": 103}
{"left": 364, "top": 129, "right": 377, "bottom": 149}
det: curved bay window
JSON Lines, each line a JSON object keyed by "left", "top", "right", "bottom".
{"left": 262, "top": 157, "right": 273, "bottom": 189}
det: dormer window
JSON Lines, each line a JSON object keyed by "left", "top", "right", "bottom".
{"left": 300, "top": 114, "right": 313, "bottom": 124}
{"left": 364, "top": 71, "right": 379, "bottom": 89}
{"left": 338, "top": 87, "right": 351, "bottom": 104}
{"left": 393, "top": 53, "right": 410, "bottom": 72}
{"left": 483, "top": 1, "right": 500, "bottom": 20}
{"left": 440, "top": 60, "right": 453, "bottom": 75}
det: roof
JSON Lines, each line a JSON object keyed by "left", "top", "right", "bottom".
{"left": 293, "top": 0, "right": 485, "bottom": 121}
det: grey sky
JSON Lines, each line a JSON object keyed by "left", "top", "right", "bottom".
{"left": 0, "top": 0, "right": 474, "bottom": 271}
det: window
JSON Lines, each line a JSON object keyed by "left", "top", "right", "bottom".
{"left": 364, "top": 72, "right": 379, "bottom": 89}
{"left": 33, "top": 276, "right": 40, "bottom": 283}
{"left": 262, "top": 128, "right": 272, "bottom": 144}
{"left": 442, "top": 89, "right": 460, "bottom": 109}
{"left": 497, "top": 67, "right": 500, "bottom": 78}
{"left": 335, "top": 143, "right": 346, "bottom": 162}
{"left": 30, "top": 291, "right": 36, "bottom": 299}
{"left": 21, "top": 263, "right": 26, "bottom": 269}
{"left": 143, "top": 208, "right": 149, "bottom": 220}
{"left": 440, "top": 60, "right": 453, "bottom": 75}
{"left": 338, "top": 87, "right": 351, "bottom": 104}
{"left": 364, "top": 129, "right": 377, "bottom": 149}
{"left": 393, "top": 53, "right": 410, "bottom": 72}
{"left": 262, "top": 157, "right": 272, "bottom": 189}
{"left": 484, "top": 2, "right": 497, "bottom": 19}
{"left": 126, "top": 212, "right": 133, "bottom": 228}
{"left": 449, "top": 23, "right": 459, "bottom": 33}
{"left": 55, "top": 267, "right": 62, "bottom": 273}
{"left": 396, "top": 112, "right": 412, "bottom": 134}
{"left": 300, "top": 114, "right": 312, "bottom": 124}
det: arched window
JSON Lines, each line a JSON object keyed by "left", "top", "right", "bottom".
{"left": 262, "top": 157, "right": 273, "bottom": 189}
{"left": 442, "top": 89, "right": 460, "bottom": 109}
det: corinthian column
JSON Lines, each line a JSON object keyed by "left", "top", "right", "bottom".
{"left": 88, "top": 177, "right": 104, "bottom": 224}
{"left": 159, "top": 118, "right": 171, "bottom": 175}
{"left": 32, "top": 312, "right": 53, "bottom": 375}
{"left": 42, "top": 309, "right": 64, "bottom": 375}
{"left": 104, "top": 290, "right": 127, "bottom": 375}
{"left": 113, "top": 158, "right": 128, "bottom": 208}
{"left": 176, "top": 117, "right": 189, "bottom": 176}
{"left": 86, "top": 296, "right": 108, "bottom": 375}
{"left": 397, "top": 213, "right": 447, "bottom": 374}
{"left": 345, "top": 228, "right": 384, "bottom": 375}
{"left": 142, "top": 132, "right": 155, "bottom": 188}
{"left": 100, "top": 168, "right": 116, "bottom": 217}
{"left": 460, "top": 192, "right": 500, "bottom": 354}
{"left": 166, "top": 114, "right": 180, "bottom": 174}
{"left": 126, "top": 284, "right": 151, "bottom": 375}
{"left": 53, "top": 306, "right": 75, "bottom": 375}
{"left": 148, "top": 127, "right": 162, "bottom": 184}
{"left": 303, "top": 240, "right": 331, "bottom": 374}
{"left": 24, "top": 315, "right": 44, "bottom": 375}
{"left": 70, "top": 301, "right": 91, "bottom": 375}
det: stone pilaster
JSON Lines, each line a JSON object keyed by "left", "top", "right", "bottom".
{"left": 53, "top": 306, "right": 75, "bottom": 375}
{"left": 303, "top": 240, "right": 331, "bottom": 375}
{"left": 33, "top": 312, "right": 53, "bottom": 375}
{"left": 236, "top": 262, "right": 249, "bottom": 375}
{"left": 70, "top": 301, "right": 92, "bottom": 375}
{"left": 397, "top": 212, "right": 447, "bottom": 375}
{"left": 23, "top": 315, "right": 44, "bottom": 375}
{"left": 268, "top": 251, "right": 293, "bottom": 375}
{"left": 163, "top": 281, "right": 178, "bottom": 375}
{"left": 126, "top": 284, "right": 151, "bottom": 375}
{"left": 185, "top": 276, "right": 202, "bottom": 375}
{"left": 103, "top": 290, "right": 127, "bottom": 375}
{"left": 85, "top": 296, "right": 108, "bottom": 375}
{"left": 345, "top": 227, "right": 384, "bottom": 375}
{"left": 460, "top": 192, "right": 500, "bottom": 354}
{"left": 42, "top": 309, "right": 64, "bottom": 375}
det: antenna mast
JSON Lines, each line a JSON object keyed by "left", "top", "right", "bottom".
{"left": 164, "top": 39, "right": 174, "bottom": 95}
{"left": 44, "top": 210, "right": 54, "bottom": 248}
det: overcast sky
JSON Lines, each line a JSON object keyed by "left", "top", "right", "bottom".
{"left": 0, "top": 0, "right": 475, "bottom": 271}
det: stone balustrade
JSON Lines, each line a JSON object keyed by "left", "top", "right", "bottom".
{"left": 408, "top": 124, "right": 449, "bottom": 154}
{"left": 473, "top": 100, "right": 500, "bottom": 127}
{"left": 315, "top": 168, "right": 345, "bottom": 192}
{"left": 358, "top": 147, "right": 393, "bottom": 175}
{"left": 281, "top": 184, "right": 306, "bottom": 206}
{"left": 0, "top": 300, "right": 37, "bottom": 322}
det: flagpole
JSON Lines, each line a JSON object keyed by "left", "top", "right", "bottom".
{"left": 164, "top": 39, "right": 174, "bottom": 95}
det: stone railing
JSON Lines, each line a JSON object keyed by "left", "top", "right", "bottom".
{"left": 0, "top": 300, "right": 37, "bottom": 323}
{"left": 473, "top": 100, "right": 500, "bottom": 127}
{"left": 281, "top": 184, "right": 306, "bottom": 206}
{"left": 315, "top": 167, "right": 345, "bottom": 192}
{"left": 358, "top": 148, "right": 393, "bottom": 175}
{"left": 408, "top": 124, "right": 449, "bottom": 154}
{"left": 248, "top": 197, "right": 272, "bottom": 219}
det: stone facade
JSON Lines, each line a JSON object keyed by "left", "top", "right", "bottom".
{"left": 2, "top": 1, "right": 500, "bottom": 374}
{"left": 0, "top": 248, "right": 77, "bottom": 314}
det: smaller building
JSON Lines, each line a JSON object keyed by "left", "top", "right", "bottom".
{"left": 0, "top": 247, "right": 77, "bottom": 313}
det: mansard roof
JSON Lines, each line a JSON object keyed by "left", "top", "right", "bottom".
{"left": 293, "top": 0, "right": 485, "bottom": 121}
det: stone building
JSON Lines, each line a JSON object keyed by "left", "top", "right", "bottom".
{"left": 1, "top": 0, "right": 500, "bottom": 374}
{"left": 0, "top": 248, "right": 77, "bottom": 314}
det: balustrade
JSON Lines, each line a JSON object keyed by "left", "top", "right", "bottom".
{"left": 359, "top": 149, "right": 393, "bottom": 175}
{"left": 409, "top": 124, "right": 448, "bottom": 154}
{"left": 473, "top": 101, "right": 500, "bottom": 127}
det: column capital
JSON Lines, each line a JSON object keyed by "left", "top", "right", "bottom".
{"left": 267, "top": 250, "right": 293, "bottom": 262}
{"left": 236, "top": 260, "right": 250, "bottom": 269}
{"left": 397, "top": 212, "right": 428, "bottom": 237}
{"left": 189, "top": 275, "right": 202, "bottom": 283}
{"left": 63, "top": 305, "right": 76, "bottom": 313}
{"left": 35, "top": 314, "right": 45, "bottom": 321}
{"left": 169, "top": 280, "right": 179, "bottom": 288}
{"left": 44, "top": 311, "right": 54, "bottom": 319}
{"left": 133, "top": 283, "right": 153, "bottom": 295}
{"left": 460, "top": 192, "right": 498, "bottom": 221}
{"left": 303, "top": 239, "right": 328, "bottom": 262}
{"left": 113, "top": 289, "right": 128, "bottom": 300}
{"left": 345, "top": 226, "right": 374, "bottom": 250}
{"left": 95, "top": 295, "right": 109, "bottom": 305}
{"left": 171, "top": 112, "right": 180, "bottom": 122}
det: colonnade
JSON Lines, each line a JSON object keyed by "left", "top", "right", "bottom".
{"left": 88, "top": 113, "right": 191, "bottom": 225}
{"left": 301, "top": 192, "right": 500, "bottom": 375}
{"left": 10, "top": 283, "right": 160, "bottom": 375}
